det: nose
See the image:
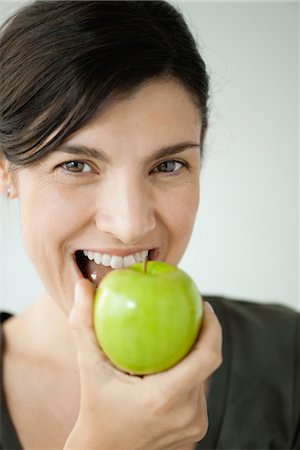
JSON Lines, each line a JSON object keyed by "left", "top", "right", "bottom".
{"left": 95, "top": 178, "right": 156, "bottom": 245}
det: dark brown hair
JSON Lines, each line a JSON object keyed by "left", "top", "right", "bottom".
{"left": 0, "top": 0, "right": 210, "bottom": 168}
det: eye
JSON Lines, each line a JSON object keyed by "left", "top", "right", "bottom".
{"left": 153, "top": 160, "right": 184, "bottom": 174}
{"left": 61, "top": 160, "right": 92, "bottom": 173}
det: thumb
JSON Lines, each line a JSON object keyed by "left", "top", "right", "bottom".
{"left": 69, "top": 278, "right": 96, "bottom": 330}
{"left": 69, "top": 278, "right": 108, "bottom": 368}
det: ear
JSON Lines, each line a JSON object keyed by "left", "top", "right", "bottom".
{"left": 0, "top": 157, "right": 18, "bottom": 199}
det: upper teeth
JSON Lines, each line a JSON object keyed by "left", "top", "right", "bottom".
{"left": 82, "top": 249, "right": 149, "bottom": 269}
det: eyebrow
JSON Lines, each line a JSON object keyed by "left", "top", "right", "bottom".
{"left": 54, "top": 141, "right": 201, "bottom": 163}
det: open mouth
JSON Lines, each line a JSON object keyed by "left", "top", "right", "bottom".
{"left": 75, "top": 248, "right": 157, "bottom": 286}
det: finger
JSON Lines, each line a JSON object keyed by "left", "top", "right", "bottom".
{"left": 149, "top": 301, "right": 222, "bottom": 390}
{"left": 69, "top": 278, "right": 109, "bottom": 369}
{"left": 69, "top": 278, "right": 95, "bottom": 329}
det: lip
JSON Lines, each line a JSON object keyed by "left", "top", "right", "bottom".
{"left": 76, "top": 247, "right": 159, "bottom": 258}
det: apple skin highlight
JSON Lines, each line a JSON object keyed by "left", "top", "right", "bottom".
{"left": 93, "top": 261, "right": 203, "bottom": 375}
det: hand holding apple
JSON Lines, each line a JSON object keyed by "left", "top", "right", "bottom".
{"left": 67, "top": 278, "right": 222, "bottom": 450}
{"left": 93, "top": 260, "right": 203, "bottom": 375}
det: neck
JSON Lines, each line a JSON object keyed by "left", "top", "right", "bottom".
{"left": 13, "top": 291, "right": 79, "bottom": 371}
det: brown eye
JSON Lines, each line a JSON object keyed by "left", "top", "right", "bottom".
{"left": 154, "top": 160, "right": 183, "bottom": 173}
{"left": 62, "top": 161, "right": 91, "bottom": 173}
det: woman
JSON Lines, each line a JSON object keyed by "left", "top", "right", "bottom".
{"left": 0, "top": 1, "right": 298, "bottom": 449}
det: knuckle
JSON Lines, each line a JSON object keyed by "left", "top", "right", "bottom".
{"left": 186, "top": 404, "right": 209, "bottom": 442}
{"left": 181, "top": 389, "right": 209, "bottom": 441}
{"left": 179, "top": 413, "right": 208, "bottom": 443}
{"left": 217, "top": 351, "right": 223, "bottom": 369}
{"left": 205, "top": 347, "right": 223, "bottom": 373}
{"left": 190, "top": 416, "right": 209, "bottom": 441}
{"left": 214, "top": 346, "right": 223, "bottom": 370}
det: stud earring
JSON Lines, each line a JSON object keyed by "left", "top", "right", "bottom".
{"left": 7, "top": 187, "right": 11, "bottom": 198}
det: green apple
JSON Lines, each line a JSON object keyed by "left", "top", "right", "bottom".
{"left": 93, "top": 261, "right": 203, "bottom": 375}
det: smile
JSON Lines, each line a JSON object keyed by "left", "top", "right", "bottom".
{"left": 82, "top": 249, "right": 149, "bottom": 269}
{"left": 75, "top": 248, "right": 158, "bottom": 285}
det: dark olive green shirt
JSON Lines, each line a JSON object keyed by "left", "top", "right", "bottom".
{"left": 1, "top": 297, "right": 300, "bottom": 449}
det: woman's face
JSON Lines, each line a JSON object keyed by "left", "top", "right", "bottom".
{"left": 14, "top": 78, "right": 202, "bottom": 314}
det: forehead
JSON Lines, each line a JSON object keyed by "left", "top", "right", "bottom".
{"left": 65, "top": 78, "right": 202, "bottom": 150}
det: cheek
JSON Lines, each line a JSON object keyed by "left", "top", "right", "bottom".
{"left": 161, "top": 182, "right": 199, "bottom": 264}
{"left": 18, "top": 183, "right": 89, "bottom": 261}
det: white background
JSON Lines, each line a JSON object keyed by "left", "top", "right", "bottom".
{"left": 1, "top": 1, "right": 299, "bottom": 313}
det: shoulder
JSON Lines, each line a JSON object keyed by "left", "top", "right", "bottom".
{"left": 203, "top": 295, "right": 300, "bottom": 449}
{"left": 204, "top": 295, "right": 299, "bottom": 384}
{"left": 205, "top": 294, "right": 299, "bottom": 323}
{"left": 204, "top": 295, "right": 299, "bottom": 354}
